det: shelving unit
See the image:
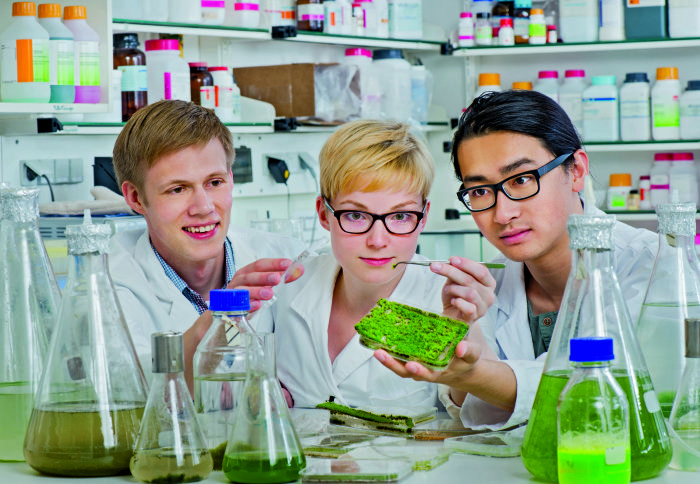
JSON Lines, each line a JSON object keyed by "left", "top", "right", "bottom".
{"left": 585, "top": 141, "right": 700, "bottom": 152}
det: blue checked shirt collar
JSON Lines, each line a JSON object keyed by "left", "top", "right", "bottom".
{"left": 151, "top": 237, "right": 236, "bottom": 315}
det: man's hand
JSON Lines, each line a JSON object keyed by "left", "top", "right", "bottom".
{"left": 430, "top": 257, "right": 496, "bottom": 323}
{"left": 227, "top": 258, "right": 305, "bottom": 312}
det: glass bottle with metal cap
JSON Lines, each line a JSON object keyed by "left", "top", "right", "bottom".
{"left": 131, "top": 331, "right": 213, "bottom": 483}
{"left": 0, "top": 187, "right": 61, "bottom": 461}
{"left": 194, "top": 289, "right": 251, "bottom": 470}
{"left": 521, "top": 177, "right": 672, "bottom": 482}
{"left": 669, "top": 318, "right": 700, "bottom": 470}
{"left": 24, "top": 210, "right": 148, "bottom": 476}
{"left": 636, "top": 202, "right": 700, "bottom": 417}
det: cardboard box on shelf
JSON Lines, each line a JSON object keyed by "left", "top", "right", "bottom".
{"left": 233, "top": 63, "right": 359, "bottom": 120}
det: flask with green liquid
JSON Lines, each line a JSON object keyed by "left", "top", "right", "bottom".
{"left": 558, "top": 337, "right": 630, "bottom": 484}
{"left": 520, "top": 183, "right": 672, "bottom": 482}
{"left": 223, "top": 332, "right": 305, "bottom": 483}
{"left": 636, "top": 202, "right": 700, "bottom": 417}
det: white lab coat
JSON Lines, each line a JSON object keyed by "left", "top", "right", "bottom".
{"left": 459, "top": 211, "right": 658, "bottom": 430}
{"left": 108, "top": 226, "right": 306, "bottom": 375}
{"left": 255, "top": 252, "right": 445, "bottom": 409}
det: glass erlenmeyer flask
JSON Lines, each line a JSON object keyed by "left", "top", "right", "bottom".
{"left": 637, "top": 202, "right": 700, "bottom": 417}
{"left": 223, "top": 333, "right": 306, "bottom": 483}
{"left": 0, "top": 187, "right": 61, "bottom": 461}
{"left": 520, "top": 212, "right": 672, "bottom": 482}
{"left": 23, "top": 211, "right": 148, "bottom": 476}
{"left": 131, "top": 332, "right": 213, "bottom": 483}
{"left": 194, "top": 289, "right": 250, "bottom": 470}
{"left": 669, "top": 318, "right": 700, "bottom": 470}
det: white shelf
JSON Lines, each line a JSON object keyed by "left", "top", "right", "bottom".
{"left": 58, "top": 123, "right": 274, "bottom": 135}
{"left": 112, "top": 20, "right": 270, "bottom": 40}
{"left": 290, "top": 32, "right": 443, "bottom": 51}
{"left": 0, "top": 103, "right": 110, "bottom": 114}
{"left": 454, "top": 37, "right": 700, "bottom": 57}
{"left": 585, "top": 141, "right": 700, "bottom": 152}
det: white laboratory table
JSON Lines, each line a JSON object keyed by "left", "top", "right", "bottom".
{"left": 2, "top": 451, "right": 699, "bottom": 484}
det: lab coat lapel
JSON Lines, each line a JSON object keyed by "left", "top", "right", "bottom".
{"left": 493, "top": 261, "right": 536, "bottom": 360}
{"left": 133, "top": 231, "right": 180, "bottom": 318}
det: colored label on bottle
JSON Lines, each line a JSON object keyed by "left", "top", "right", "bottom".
{"left": 9, "top": 38, "right": 50, "bottom": 83}
{"left": 626, "top": 0, "right": 665, "bottom": 7}
{"left": 621, "top": 99, "right": 649, "bottom": 119}
{"left": 118, "top": 65, "right": 147, "bottom": 92}
{"left": 75, "top": 40, "right": 100, "bottom": 87}
{"left": 298, "top": 4, "right": 324, "bottom": 20}
{"left": 164, "top": 71, "right": 172, "bottom": 100}
{"left": 50, "top": 39, "right": 74, "bottom": 86}
{"left": 201, "top": 0, "right": 225, "bottom": 6}
{"left": 200, "top": 85, "right": 215, "bottom": 108}
{"left": 653, "top": 98, "right": 680, "bottom": 127}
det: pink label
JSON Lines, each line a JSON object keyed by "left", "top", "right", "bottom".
{"left": 234, "top": 2, "right": 260, "bottom": 10}
{"left": 300, "top": 14, "right": 324, "bottom": 20}
{"left": 459, "top": 35, "right": 474, "bottom": 39}
{"left": 650, "top": 184, "right": 670, "bottom": 189}
{"left": 201, "top": 0, "right": 225, "bottom": 7}
{"left": 164, "top": 72, "right": 172, "bottom": 100}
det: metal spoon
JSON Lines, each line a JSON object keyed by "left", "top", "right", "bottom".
{"left": 392, "top": 260, "right": 506, "bottom": 269}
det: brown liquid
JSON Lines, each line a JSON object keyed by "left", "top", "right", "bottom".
{"left": 114, "top": 44, "right": 147, "bottom": 121}
{"left": 130, "top": 449, "right": 213, "bottom": 483}
{"left": 24, "top": 403, "right": 144, "bottom": 477}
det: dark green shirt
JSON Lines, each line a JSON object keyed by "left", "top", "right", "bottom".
{"left": 527, "top": 299, "right": 558, "bottom": 358}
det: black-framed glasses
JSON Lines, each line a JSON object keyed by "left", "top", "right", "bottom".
{"left": 456, "top": 152, "right": 574, "bottom": 212}
{"left": 323, "top": 198, "right": 426, "bottom": 235}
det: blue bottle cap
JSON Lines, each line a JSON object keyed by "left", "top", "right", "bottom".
{"left": 209, "top": 289, "right": 250, "bottom": 312}
{"left": 624, "top": 72, "right": 649, "bottom": 83}
{"left": 569, "top": 337, "right": 614, "bottom": 362}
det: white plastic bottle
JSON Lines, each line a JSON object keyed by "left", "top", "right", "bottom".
{"left": 599, "top": 0, "right": 625, "bottom": 41}
{"left": 533, "top": 70, "right": 559, "bottom": 102}
{"left": 474, "top": 72, "right": 502, "bottom": 99}
{"left": 372, "top": 49, "right": 412, "bottom": 120}
{"left": 37, "top": 3, "right": 75, "bottom": 104}
{"left": 357, "top": 0, "right": 378, "bottom": 36}
{"left": 498, "top": 17, "right": 514, "bottom": 46}
{"left": 387, "top": 0, "right": 422, "bottom": 39}
{"left": 475, "top": 12, "right": 493, "bottom": 45}
{"left": 208, "top": 66, "right": 239, "bottom": 123}
{"left": 458, "top": 12, "right": 475, "bottom": 47}
{"left": 528, "top": 8, "right": 546, "bottom": 44}
{"left": 652, "top": 67, "right": 681, "bottom": 141}
{"left": 669, "top": 0, "right": 700, "bottom": 38}
{"left": 0, "top": 2, "right": 50, "bottom": 102}
{"left": 63, "top": 5, "right": 100, "bottom": 104}
{"left": 582, "top": 75, "right": 619, "bottom": 142}
{"left": 145, "top": 39, "right": 191, "bottom": 103}
{"left": 559, "top": 0, "right": 598, "bottom": 42}
{"left": 112, "top": 0, "right": 144, "bottom": 20}
{"left": 669, "top": 153, "right": 699, "bottom": 204}
{"left": 345, "top": 48, "right": 381, "bottom": 118}
{"left": 411, "top": 64, "right": 432, "bottom": 124}
{"left": 201, "top": 0, "right": 226, "bottom": 24}
{"left": 619, "top": 72, "right": 651, "bottom": 141}
{"left": 639, "top": 175, "right": 652, "bottom": 210}
{"left": 323, "top": 0, "right": 343, "bottom": 33}
{"left": 226, "top": 0, "right": 261, "bottom": 27}
{"left": 559, "top": 69, "right": 586, "bottom": 134}
{"left": 374, "top": 0, "right": 389, "bottom": 37}
{"left": 649, "top": 153, "right": 671, "bottom": 208}
{"left": 143, "top": 0, "right": 169, "bottom": 21}
{"left": 680, "top": 80, "right": 700, "bottom": 140}
{"left": 169, "top": 0, "right": 202, "bottom": 24}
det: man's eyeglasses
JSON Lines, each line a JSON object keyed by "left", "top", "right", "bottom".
{"left": 323, "top": 198, "right": 426, "bottom": 235}
{"left": 456, "top": 152, "right": 574, "bottom": 212}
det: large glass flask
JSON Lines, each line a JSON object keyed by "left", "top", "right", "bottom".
{"left": 194, "top": 289, "right": 250, "bottom": 470}
{"left": 669, "top": 318, "right": 700, "bottom": 470}
{"left": 131, "top": 332, "right": 213, "bottom": 483}
{"left": 0, "top": 187, "right": 61, "bottom": 461}
{"left": 23, "top": 212, "right": 148, "bottom": 476}
{"left": 636, "top": 202, "right": 700, "bottom": 417}
{"left": 558, "top": 337, "right": 630, "bottom": 484}
{"left": 223, "top": 333, "right": 306, "bottom": 483}
{"left": 520, "top": 213, "right": 672, "bottom": 482}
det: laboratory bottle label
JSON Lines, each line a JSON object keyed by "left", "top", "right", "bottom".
{"left": 653, "top": 98, "right": 680, "bottom": 127}
{"left": 626, "top": 0, "right": 665, "bottom": 6}
{"left": 583, "top": 97, "right": 618, "bottom": 120}
{"left": 75, "top": 40, "right": 100, "bottom": 87}
{"left": 1, "top": 38, "right": 50, "bottom": 84}
{"left": 118, "top": 65, "right": 147, "bottom": 92}
{"left": 200, "top": 85, "right": 215, "bottom": 108}
{"left": 49, "top": 39, "right": 74, "bottom": 86}
{"left": 298, "top": 4, "right": 324, "bottom": 21}
{"left": 388, "top": 2, "right": 422, "bottom": 35}
{"left": 560, "top": 0, "right": 597, "bottom": 16}
{"left": 680, "top": 101, "right": 700, "bottom": 122}
{"left": 620, "top": 99, "right": 650, "bottom": 119}
{"left": 559, "top": 92, "right": 583, "bottom": 123}
{"left": 605, "top": 446, "right": 628, "bottom": 465}
{"left": 162, "top": 71, "right": 190, "bottom": 101}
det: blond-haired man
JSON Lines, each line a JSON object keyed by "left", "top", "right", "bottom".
{"left": 110, "top": 100, "right": 304, "bottom": 389}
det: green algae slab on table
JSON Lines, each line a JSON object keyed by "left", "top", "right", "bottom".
{"left": 355, "top": 299, "right": 469, "bottom": 370}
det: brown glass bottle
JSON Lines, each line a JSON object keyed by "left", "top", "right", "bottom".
{"left": 296, "top": 0, "right": 324, "bottom": 32}
{"left": 113, "top": 33, "right": 147, "bottom": 122}
{"left": 189, "top": 62, "right": 213, "bottom": 106}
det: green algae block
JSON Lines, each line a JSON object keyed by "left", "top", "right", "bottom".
{"left": 315, "top": 402, "right": 436, "bottom": 433}
{"left": 355, "top": 299, "right": 469, "bottom": 369}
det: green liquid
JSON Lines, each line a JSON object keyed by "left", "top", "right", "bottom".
{"left": 130, "top": 448, "right": 213, "bottom": 483}
{"left": 0, "top": 382, "right": 34, "bottom": 461}
{"left": 558, "top": 447, "right": 631, "bottom": 484}
{"left": 23, "top": 403, "right": 144, "bottom": 477}
{"left": 222, "top": 450, "right": 306, "bottom": 484}
{"left": 657, "top": 391, "right": 677, "bottom": 419}
{"left": 521, "top": 371, "right": 672, "bottom": 482}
